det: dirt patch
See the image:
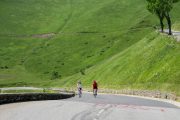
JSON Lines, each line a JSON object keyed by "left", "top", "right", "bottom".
{"left": 0, "top": 74, "right": 14, "bottom": 79}
{"left": 0, "top": 33, "right": 56, "bottom": 39}
{"left": 31, "top": 33, "right": 56, "bottom": 38}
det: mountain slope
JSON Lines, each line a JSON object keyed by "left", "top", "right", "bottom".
{"left": 56, "top": 32, "right": 180, "bottom": 95}
{"left": 0, "top": 0, "right": 179, "bottom": 95}
{"left": 0, "top": 0, "right": 155, "bottom": 79}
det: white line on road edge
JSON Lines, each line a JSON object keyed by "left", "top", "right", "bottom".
{"left": 119, "top": 95, "right": 180, "bottom": 108}
{"left": 114, "top": 94, "right": 180, "bottom": 108}
{"left": 83, "top": 91, "right": 180, "bottom": 108}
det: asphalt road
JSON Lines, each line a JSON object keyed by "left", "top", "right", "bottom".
{"left": 0, "top": 93, "right": 179, "bottom": 120}
{"left": 164, "top": 29, "right": 180, "bottom": 42}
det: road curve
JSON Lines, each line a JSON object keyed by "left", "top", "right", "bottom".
{"left": 0, "top": 93, "right": 179, "bottom": 120}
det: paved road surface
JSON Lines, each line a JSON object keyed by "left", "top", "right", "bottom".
{"left": 164, "top": 29, "right": 180, "bottom": 42}
{"left": 0, "top": 93, "right": 179, "bottom": 120}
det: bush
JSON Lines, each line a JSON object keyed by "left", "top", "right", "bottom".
{"left": 86, "top": 64, "right": 93, "bottom": 69}
{"left": 84, "top": 42, "right": 88, "bottom": 45}
{"left": 80, "top": 69, "right": 85, "bottom": 75}
{"left": 1, "top": 66, "right": 9, "bottom": 69}
{"left": 51, "top": 71, "right": 61, "bottom": 80}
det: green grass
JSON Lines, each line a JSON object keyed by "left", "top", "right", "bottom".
{"left": 0, "top": 0, "right": 72, "bottom": 35}
{"left": 0, "top": 0, "right": 180, "bottom": 95}
{"left": 172, "top": 2, "right": 180, "bottom": 31}
{"left": 1, "top": 89, "right": 43, "bottom": 94}
{"left": 0, "top": 89, "right": 57, "bottom": 94}
{"left": 173, "top": 22, "right": 180, "bottom": 30}
{"left": 54, "top": 32, "right": 180, "bottom": 95}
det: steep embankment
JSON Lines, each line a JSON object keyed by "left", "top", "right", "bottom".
{"left": 57, "top": 32, "right": 180, "bottom": 95}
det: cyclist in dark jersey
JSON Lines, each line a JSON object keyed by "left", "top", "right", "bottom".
{"left": 77, "top": 81, "right": 82, "bottom": 98}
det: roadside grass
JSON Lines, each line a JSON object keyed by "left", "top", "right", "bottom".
{"left": 0, "top": 88, "right": 56, "bottom": 94}
{"left": 1, "top": 89, "right": 43, "bottom": 94}
{"left": 172, "top": 2, "right": 180, "bottom": 31}
{"left": 173, "top": 22, "right": 180, "bottom": 31}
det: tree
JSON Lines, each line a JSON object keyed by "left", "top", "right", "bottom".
{"left": 146, "top": 0, "right": 179, "bottom": 35}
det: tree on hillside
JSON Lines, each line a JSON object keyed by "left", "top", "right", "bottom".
{"left": 146, "top": 0, "right": 179, "bottom": 35}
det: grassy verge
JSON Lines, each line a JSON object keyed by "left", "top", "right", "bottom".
{"left": 0, "top": 89, "right": 56, "bottom": 94}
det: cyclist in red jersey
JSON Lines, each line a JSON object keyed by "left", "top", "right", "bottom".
{"left": 92, "top": 80, "right": 98, "bottom": 98}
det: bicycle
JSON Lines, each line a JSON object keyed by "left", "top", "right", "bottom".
{"left": 78, "top": 88, "right": 82, "bottom": 98}
{"left": 93, "top": 89, "right": 97, "bottom": 98}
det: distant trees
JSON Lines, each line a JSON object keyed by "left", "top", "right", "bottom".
{"left": 146, "top": 0, "right": 179, "bottom": 35}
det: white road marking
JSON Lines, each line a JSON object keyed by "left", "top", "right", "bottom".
{"left": 97, "top": 109, "right": 105, "bottom": 116}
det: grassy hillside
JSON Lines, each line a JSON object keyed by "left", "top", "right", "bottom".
{"left": 0, "top": 0, "right": 71, "bottom": 34}
{"left": 0, "top": 0, "right": 179, "bottom": 95}
{"left": 172, "top": 2, "right": 180, "bottom": 30}
{"left": 55, "top": 32, "right": 180, "bottom": 95}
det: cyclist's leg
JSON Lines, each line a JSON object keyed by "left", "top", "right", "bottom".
{"left": 93, "top": 89, "right": 97, "bottom": 97}
{"left": 79, "top": 88, "right": 82, "bottom": 98}
{"left": 93, "top": 89, "right": 95, "bottom": 94}
{"left": 78, "top": 89, "right": 80, "bottom": 97}
{"left": 95, "top": 89, "right": 97, "bottom": 95}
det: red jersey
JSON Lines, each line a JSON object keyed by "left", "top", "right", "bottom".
{"left": 93, "top": 81, "right": 98, "bottom": 89}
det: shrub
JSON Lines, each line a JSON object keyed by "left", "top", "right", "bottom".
{"left": 51, "top": 71, "right": 61, "bottom": 80}
{"left": 84, "top": 42, "right": 88, "bottom": 45}
{"left": 4, "top": 66, "right": 8, "bottom": 69}
{"left": 86, "top": 65, "right": 93, "bottom": 69}
{"left": 80, "top": 69, "right": 85, "bottom": 75}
